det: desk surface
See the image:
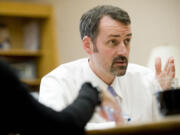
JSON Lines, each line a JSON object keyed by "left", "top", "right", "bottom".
{"left": 86, "top": 115, "right": 180, "bottom": 135}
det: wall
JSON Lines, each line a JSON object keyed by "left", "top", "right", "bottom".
{"left": 1, "top": 0, "right": 180, "bottom": 67}
{"left": 54, "top": 0, "right": 180, "bottom": 67}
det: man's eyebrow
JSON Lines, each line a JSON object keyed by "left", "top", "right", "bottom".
{"left": 126, "top": 33, "right": 132, "bottom": 37}
{"left": 108, "top": 33, "right": 132, "bottom": 37}
{"left": 108, "top": 34, "right": 120, "bottom": 37}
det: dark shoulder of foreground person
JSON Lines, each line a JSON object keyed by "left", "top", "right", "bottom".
{"left": 0, "top": 59, "right": 100, "bottom": 134}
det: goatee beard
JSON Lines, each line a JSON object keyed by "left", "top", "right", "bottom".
{"left": 110, "top": 55, "right": 128, "bottom": 76}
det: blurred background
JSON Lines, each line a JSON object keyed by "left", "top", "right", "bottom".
{"left": 1, "top": 0, "right": 180, "bottom": 86}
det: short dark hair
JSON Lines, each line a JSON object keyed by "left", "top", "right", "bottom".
{"left": 80, "top": 5, "right": 131, "bottom": 44}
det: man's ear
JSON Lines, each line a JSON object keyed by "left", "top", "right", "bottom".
{"left": 82, "top": 36, "right": 94, "bottom": 55}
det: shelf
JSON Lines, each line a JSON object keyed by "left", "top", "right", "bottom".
{"left": 0, "top": 2, "right": 51, "bottom": 18}
{"left": 21, "top": 79, "right": 41, "bottom": 86}
{"left": 0, "top": 2, "right": 59, "bottom": 92}
{"left": 0, "top": 49, "right": 42, "bottom": 57}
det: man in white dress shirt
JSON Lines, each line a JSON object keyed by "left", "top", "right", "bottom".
{"left": 39, "top": 5, "right": 175, "bottom": 127}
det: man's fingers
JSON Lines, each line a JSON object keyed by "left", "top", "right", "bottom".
{"left": 111, "top": 100, "right": 124, "bottom": 124}
{"left": 155, "top": 57, "right": 162, "bottom": 76}
{"left": 113, "top": 112, "right": 124, "bottom": 125}
{"left": 169, "top": 64, "right": 175, "bottom": 77}
{"left": 164, "top": 56, "right": 174, "bottom": 71}
{"left": 166, "top": 63, "right": 171, "bottom": 74}
{"left": 165, "top": 57, "right": 175, "bottom": 75}
{"left": 99, "top": 107, "right": 109, "bottom": 121}
{"left": 171, "top": 71, "right": 175, "bottom": 79}
{"left": 169, "top": 57, "right": 175, "bottom": 73}
{"left": 164, "top": 58, "right": 169, "bottom": 72}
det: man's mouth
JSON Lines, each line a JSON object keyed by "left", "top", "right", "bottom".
{"left": 112, "top": 55, "right": 128, "bottom": 67}
{"left": 113, "top": 61, "right": 127, "bottom": 66}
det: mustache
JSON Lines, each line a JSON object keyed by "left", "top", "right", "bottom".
{"left": 112, "top": 56, "right": 128, "bottom": 64}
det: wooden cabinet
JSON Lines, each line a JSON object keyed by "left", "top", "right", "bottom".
{"left": 0, "top": 2, "right": 59, "bottom": 91}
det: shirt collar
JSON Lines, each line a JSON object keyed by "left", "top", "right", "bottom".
{"left": 85, "top": 58, "right": 108, "bottom": 89}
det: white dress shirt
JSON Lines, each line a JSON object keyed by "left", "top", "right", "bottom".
{"left": 39, "top": 58, "right": 161, "bottom": 127}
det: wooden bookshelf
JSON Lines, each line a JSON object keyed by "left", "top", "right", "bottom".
{"left": 0, "top": 2, "right": 59, "bottom": 91}
{"left": 21, "top": 79, "right": 41, "bottom": 86}
{"left": 0, "top": 49, "right": 42, "bottom": 57}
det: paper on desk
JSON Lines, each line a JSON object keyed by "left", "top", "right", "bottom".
{"left": 85, "top": 121, "right": 115, "bottom": 130}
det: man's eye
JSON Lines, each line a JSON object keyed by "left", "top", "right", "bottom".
{"left": 124, "top": 39, "right": 131, "bottom": 45}
{"left": 108, "top": 40, "right": 119, "bottom": 46}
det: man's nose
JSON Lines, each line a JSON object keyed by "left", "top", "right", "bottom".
{"left": 117, "top": 42, "right": 128, "bottom": 55}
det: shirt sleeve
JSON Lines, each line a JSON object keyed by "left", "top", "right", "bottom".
{"left": 39, "top": 67, "right": 76, "bottom": 111}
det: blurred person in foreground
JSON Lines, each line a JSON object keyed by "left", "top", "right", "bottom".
{"left": 0, "top": 59, "right": 123, "bottom": 134}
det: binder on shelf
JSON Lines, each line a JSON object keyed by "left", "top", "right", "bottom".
{"left": 0, "top": 2, "right": 58, "bottom": 91}
{"left": 0, "top": 23, "right": 11, "bottom": 50}
{"left": 23, "top": 21, "right": 40, "bottom": 51}
{"left": 11, "top": 61, "right": 37, "bottom": 80}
